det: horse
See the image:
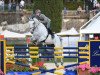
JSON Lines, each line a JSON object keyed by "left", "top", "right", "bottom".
{"left": 28, "top": 17, "right": 63, "bottom": 67}
{"left": 1, "top": 17, "right": 64, "bottom": 67}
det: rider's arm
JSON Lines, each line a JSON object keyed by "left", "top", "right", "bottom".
{"left": 39, "top": 14, "right": 51, "bottom": 24}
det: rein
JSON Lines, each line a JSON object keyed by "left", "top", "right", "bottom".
{"left": 30, "top": 22, "right": 40, "bottom": 33}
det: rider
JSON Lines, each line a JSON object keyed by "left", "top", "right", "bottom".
{"left": 32, "top": 9, "right": 54, "bottom": 38}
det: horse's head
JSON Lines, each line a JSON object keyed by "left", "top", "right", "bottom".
{"left": 28, "top": 17, "right": 51, "bottom": 46}
{"left": 28, "top": 17, "right": 40, "bottom": 35}
{"left": 28, "top": 17, "right": 40, "bottom": 29}
{"left": 28, "top": 17, "right": 42, "bottom": 45}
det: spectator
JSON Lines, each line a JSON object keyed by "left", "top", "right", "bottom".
{"left": 77, "top": 6, "right": 82, "bottom": 14}
{"left": 63, "top": 7, "right": 67, "bottom": 15}
{"left": 11, "top": 1, "right": 16, "bottom": 12}
{"left": 21, "top": 13, "right": 28, "bottom": 24}
{"left": 95, "top": 2, "right": 100, "bottom": 9}
{"left": 16, "top": 4, "right": 20, "bottom": 12}
{"left": 0, "top": 0, "right": 4, "bottom": 11}
{"left": 85, "top": 5, "right": 89, "bottom": 13}
{"left": 8, "top": 1, "right": 12, "bottom": 12}
{"left": 20, "top": 0, "right": 25, "bottom": 11}
{"left": 0, "top": 0, "right": 2, "bottom": 11}
{"left": 95, "top": 2, "right": 100, "bottom": 14}
{"left": 2, "top": 0, "right": 4, "bottom": 11}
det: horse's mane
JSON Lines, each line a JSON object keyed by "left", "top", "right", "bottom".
{"left": 33, "top": 17, "right": 40, "bottom": 25}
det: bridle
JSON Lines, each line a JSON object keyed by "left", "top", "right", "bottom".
{"left": 29, "top": 19, "right": 40, "bottom": 33}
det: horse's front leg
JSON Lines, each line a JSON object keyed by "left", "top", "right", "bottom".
{"left": 54, "top": 50, "right": 59, "bottom": 67}
{"left": 54, "top": 58, "right": 59, "bottom": 67}
{"left": 59, "top": 49, "right": 64, "bottom": 66}
{"left": 60, "top": 53, "right": 63, "bottom": 66}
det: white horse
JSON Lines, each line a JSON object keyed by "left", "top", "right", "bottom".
{"left": 28, "top": 17, "right": 63, "bottom": 67}
{"left": 1, "top": 17, "right": 63, "bottom": 67}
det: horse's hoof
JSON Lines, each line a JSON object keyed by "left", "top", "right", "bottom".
{"left": 56, "top": 65, "right": 59, "bottom": 67}
{"left": 61, "top": 62, "right": 63, "bottom": 66}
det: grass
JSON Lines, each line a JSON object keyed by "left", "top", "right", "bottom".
{"left": 37, "top": 58, "right": 77, "bottom": 63}
{"left": 63, "top": 58, "right": 77, "bottom": 62}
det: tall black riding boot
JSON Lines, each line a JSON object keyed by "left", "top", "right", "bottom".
{"left": 47, "top": 28, "right": 54, "bottom": 38}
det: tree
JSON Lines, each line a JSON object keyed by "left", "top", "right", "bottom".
{"left": 33, "top": 0, "right": 63, "bottom": 32}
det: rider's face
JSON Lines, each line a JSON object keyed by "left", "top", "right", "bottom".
{"left": 36, "top": 12, "right": 40, "bottom": 16}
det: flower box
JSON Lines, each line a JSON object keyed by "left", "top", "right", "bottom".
{"left": 90, "top": 67, "right": 100, "bottom": 75}
{"left": 77, "top": 64, "right": 90, "bottom": 75}
{"left": 78, "top": 69, "right": 90, "bottom": 75}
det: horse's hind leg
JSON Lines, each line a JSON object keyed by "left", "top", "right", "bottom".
{"left": 61, "top": 57, "right": 63, "bottom": 66}
{"left": 54, "top": 58, "right": 59, "bottom": 67}
{"left": 54, "top": 55, "right": 63, "bottom": 67}
{"left": 59, "top": 50, "right": 63, "bottom": 66}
